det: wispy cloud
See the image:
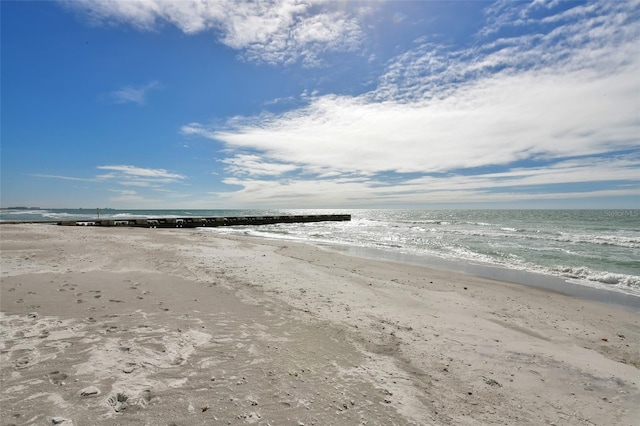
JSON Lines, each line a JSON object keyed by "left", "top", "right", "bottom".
{"left": 60, "top": 0, "right": 367, "bottom": 66}
{"left": 264, "top": 96, "right": 296, "bottom": 106}
{"left": 96, "top": 165, "right": 186, "bottom": 188}
{"left": 97, "top": 165, "right": 185, "bottom": 180}
{"left": 31, "top": 166, "right": 186, "bottom": 194}
{"left": 108, "top": 81, "right": 160, "bottom": 105}
{"left": 208, "top": 156, "right": 640, "bottom": 207}
{"left": 28, "top": 173, "right": 95, "bottom": 182}
{"left": 107, "top": 189, "right": 148, "bottom": 203}
{"left": 221, "top": 154, "right": 298, "bottom": 177}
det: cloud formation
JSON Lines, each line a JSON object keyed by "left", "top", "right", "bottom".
{"left": 221, "top": 154, "right": 298, "bottom": 177}
{"left": 108, "top": 81, "right": 159, "bottom": 105}
{"left": 60, "top": 0, "right": 365, "bottom": 66}
{"left": 97, "top": 165, "right": 186, "bottom": 187}
{"left": 181, "top": 1, "right": 640, "bottom": 206}
{"left": 210, "top": 155, "right": 640, "bottom": 207}
{"left": 204, "top": 64, "right": 637, "bottom": 175}
{"left": 56, "top": 1, "right": 639, "bottom": 207}
{"left": 32, "top": 166, "right": 185, "bottom": 185}
{"left": 108, "top": 188, "right": 146, "bottom": 203}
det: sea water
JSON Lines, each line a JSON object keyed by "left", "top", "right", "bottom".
{"left": 2, "top": 208, "right": 638, "bottom": 297}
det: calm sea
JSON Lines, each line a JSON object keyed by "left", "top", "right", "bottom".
{"left": 2, "top": 208, "right": 638, "bottom": 298}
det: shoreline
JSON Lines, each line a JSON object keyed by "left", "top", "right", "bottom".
{"left": 3, "top": 208, "right": 639, "bottom": 302}
{"left": 201, "top": 217, "right": 640, "bottom": 304}
{"left": 315, "top": 242, "right": 640, "bottom": 311}
{"left": 2, "top": 224, "right": 639, "bottom": 425}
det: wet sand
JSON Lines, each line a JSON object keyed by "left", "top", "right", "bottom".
{"left": 1, "top": 224, "right": 639, "bottom": 425}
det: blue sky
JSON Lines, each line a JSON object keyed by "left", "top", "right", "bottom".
{"left": 1, "top": 0, "right": 638, "bottom": 209}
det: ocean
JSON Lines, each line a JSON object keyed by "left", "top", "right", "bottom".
{"left": 2, "top": 208, "right": 638, "bottom": 299}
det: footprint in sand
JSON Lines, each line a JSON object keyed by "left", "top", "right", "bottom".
{"left": 79, "top": 386, "right": 100, "bottom": 397}
{"left": 106, "top": 392, "right": 129, "bottom": 412}
{"left": 122, "top": 362, "right": 136, "bottom": 374}
{"left": 47, "top": 371, "right": 68, "bottom": 385}
{"left": 14, "top": 356, "right": 30, "bottom": 369}
{"left": 139, "top": 389, "right": 152, "bottom": 404}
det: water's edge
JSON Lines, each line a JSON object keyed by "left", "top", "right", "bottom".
{"left": 295, "top": 239, "right": 640, "bottom": 312}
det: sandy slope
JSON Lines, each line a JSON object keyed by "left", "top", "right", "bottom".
{"left": 1, "top": 224, "right": 639, "bottom": 425}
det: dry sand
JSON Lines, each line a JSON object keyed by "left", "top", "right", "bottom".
{"left": 1, "top": 224, "right": 639, "bottom": 425}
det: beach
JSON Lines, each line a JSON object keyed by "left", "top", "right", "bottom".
{"left": 1, "top": 224, "right": 639, "bottom": 425}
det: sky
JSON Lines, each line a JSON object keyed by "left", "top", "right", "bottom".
{"left": 1, "top": 0, "right": 639, "bottom": 209}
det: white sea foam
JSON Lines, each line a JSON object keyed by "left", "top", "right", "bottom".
{"left": 555, "top": 266, "right": 640, "bottom": 290}
{"left": 200, "top": 213, "right": 640, "bottom": 298}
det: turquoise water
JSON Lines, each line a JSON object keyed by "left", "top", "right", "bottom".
{"left": 2, "top": 208, "right": 638, "bottom": 297}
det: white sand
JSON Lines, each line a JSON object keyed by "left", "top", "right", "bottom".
{"left": 1, "top": 224, "right": 639, "bottom": 425}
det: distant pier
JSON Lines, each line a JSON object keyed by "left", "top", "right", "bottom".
{"left": 54, "top": 214, "right": 351, "bottom": 228}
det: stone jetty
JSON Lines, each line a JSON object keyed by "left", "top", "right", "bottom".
{"left": 56, "top": 214, "right": 351, "bottom": 228}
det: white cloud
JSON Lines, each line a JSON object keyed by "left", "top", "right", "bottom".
{"left": 108, "top": 81, "right": 159, "bottom": 105}
{"left": 29, "top": 166, "right": 188, "bottom": 205}
{"left": 108, "top": 189, "right": 148, "bottom": 203}
{"left": 181, "top": 122, "right": 217, "bottom": 139}
{"left": 58, "top": 1, "right": 639, "bottom": 207}
{"left": 28, "top": 173, "right": 95, "bottom": 182}
{"left": 222, "top": 154, "right": 298, "bottom": 176}
{"left": 194, "top": 61, "right": 638, "bottom": 175}
{"left": 209, "top": 156, "right": 640, "bottom": 207}
{"left": 60, "top": 0, "right": 367, "bottom": 66}
{"left": 209, "top": 175, "right": 640, "bottom": 208}
{"left": 109, "top": 189, "right": 137, "bottom": 196}
{"left": 31, "top": 165, "right": 187, "bottom": 195}
{"left": 400, "top": 156, "right": 640, "bottom": 193}
{"left": 96, "top": 165, "right": 186, "bottom": 190}
{"left": 378, "top": 2, "right": 639, "bottom": 103}
{"left": 264, "top": 96, "right": 296, "bottom": 106}
{"left": 97, "top": 165, "right": 185, "bottom": 180}
{"left": 183, "top": 1, "right": 639, "bottom": 206}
